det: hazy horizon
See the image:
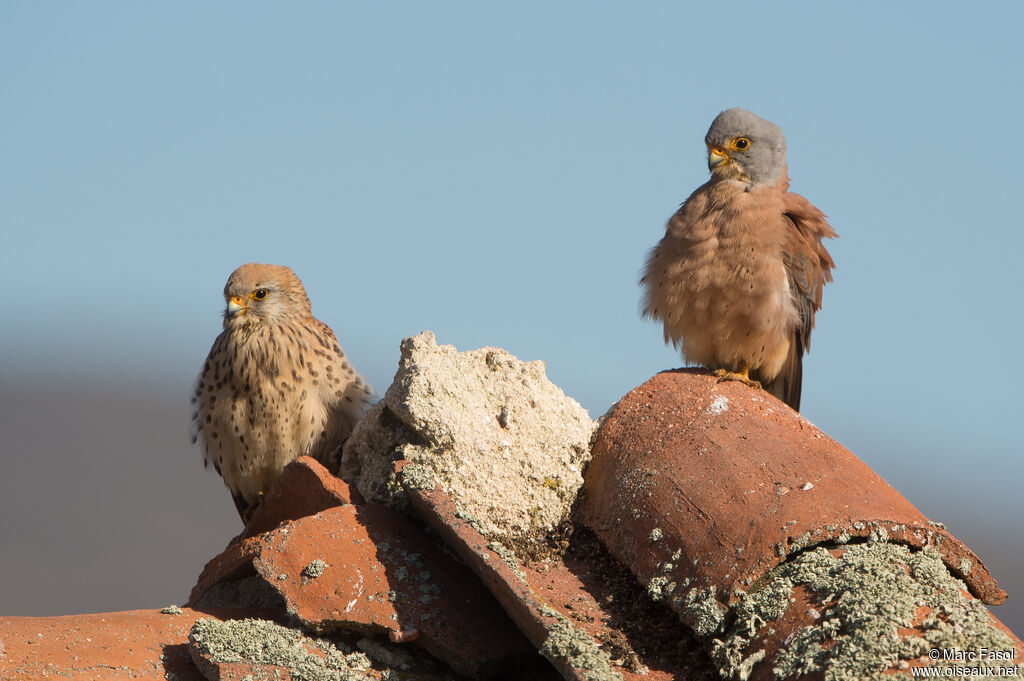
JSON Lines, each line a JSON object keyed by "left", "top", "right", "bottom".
{"left": 1, "top": 357, "right": 1020, "bottom": 633}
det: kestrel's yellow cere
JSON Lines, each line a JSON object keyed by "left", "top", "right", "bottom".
{"left": 642, "top": 108, "right": 836, "bottom": 411}
{"left": 191, "top": 263, "right": 372, "bottom": 521}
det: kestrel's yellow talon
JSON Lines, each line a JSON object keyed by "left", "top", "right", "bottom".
{"left": 714, "top": 365, "right": 762, "bottom": 389}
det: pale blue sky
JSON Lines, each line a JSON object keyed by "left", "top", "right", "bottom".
{"left": 2, "top": 2, "right": 1021, "bottom": 628}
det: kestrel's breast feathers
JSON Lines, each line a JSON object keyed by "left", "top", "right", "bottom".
{"left": 643, "top": 180, "right": 835, "bottom": 409}
{"left": 642, "top": 180, "right": 802, "bottom": 381}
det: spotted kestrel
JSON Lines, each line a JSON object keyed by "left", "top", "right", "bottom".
{"left": 641, "top": 108, "right": 836, "bottom": 411}
{"left": 192, "top": 263, "right": 372, "bottom": 521}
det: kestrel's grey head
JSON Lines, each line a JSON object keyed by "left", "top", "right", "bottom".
{"left": 222, "top": 263, "right": 313, "bottom": 329}
{"left": 704, "top": 108, "right": 787, "bottom": 186}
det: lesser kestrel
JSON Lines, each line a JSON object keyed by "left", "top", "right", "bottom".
{"left": 192, "top": 263, "right": 372, "bottom": 521}
{"left": 641, "top": 108, "right": 836, "bottom": 411}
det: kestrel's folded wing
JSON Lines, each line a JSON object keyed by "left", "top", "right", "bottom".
{"left": 782, "top": 191, "right": 837, "bottom": 354}
{"left": 761, "top": 192, "right": 837, "bottom": 410}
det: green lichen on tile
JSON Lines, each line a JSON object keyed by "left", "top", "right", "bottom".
{"left": 709, "top": 542, "right": 1019, "bottom": 681}
{"left": 711, "top": 636, "right": 767, "bottom": 681}
{"left": 647, "top": 575, "right": 673, "bottom": 602}
{"left": 537, "top": 605, "right": 622, "bottom": 681}
{"left": 356, "top": 637, "right": 414, "bottom": 671}
{"left": 773, "top": 543, "right": 932, "bottom": 679}
{"left": 454, "top": 502, "right": 490, "bottom": 536}
{"left": 672, "top": 585, "right": 726, "bottom": 637}
{"left": 320, "top": 643, "right": 370, "bottom": 671}
{"left": 735, "top": 577, "right": 793, "bottom": 636}
{"left": 303, "top": 559, "right": 327, "bottom": 579}
{"left": 710, "top": 574, "right": 795, "bottom": 679}
{"left": 399, "top": 462, "right": 435, "bottom": 491}
{"left": 646, "top": 554, "right": 683, "bottom": 602}
{"left": 188, "top": 618, "right": 374, "bottom": 681}
{"left": 787, "top": 532, "right": 812, "bottom": 555}
{"left": 487, "top": 540, "right": 528, "bottom": 583}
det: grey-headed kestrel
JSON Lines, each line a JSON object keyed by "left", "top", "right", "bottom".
{"left": 641, "top": 108, "right": 836, "bottom": 411}
{"left": 192, "top": 263, "right": 372, "bottom": 521}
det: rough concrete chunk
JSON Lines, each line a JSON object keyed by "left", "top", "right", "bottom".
{"left": 341, "top": 331, "right": 595, "bottom": 541}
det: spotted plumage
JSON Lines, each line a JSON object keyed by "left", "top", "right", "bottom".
{"left": 641, "top": 108, "right": 836, "bottom": 411}
{"left": 191, "top": 263, "right": 372, "bottom": 520}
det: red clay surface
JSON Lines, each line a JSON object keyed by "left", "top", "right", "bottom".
{"left": 241, "top": 455, "right": 362, "bottom": 539}
{"left": 189, "top": 458, "right": 533, "bottom": 679}
{"left": 0, "top": 607, "right": 273, "bottom": 680}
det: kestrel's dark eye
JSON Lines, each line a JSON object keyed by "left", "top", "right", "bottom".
{"left": 252, "top": 289, "right": 269, "bottom": 300}
{"left": 731, "top": 137, "right": 751, "bottom": 151}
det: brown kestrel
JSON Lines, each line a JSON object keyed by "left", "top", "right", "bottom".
{"left": 641, "top": 108, "right": 836, "bottom": 411}
{"left": 192, "top": 263, "right": 372, "bottom": 521}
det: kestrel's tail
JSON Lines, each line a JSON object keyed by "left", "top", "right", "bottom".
{"left": 758, "top": 332, "right": 803, "bottom": 412}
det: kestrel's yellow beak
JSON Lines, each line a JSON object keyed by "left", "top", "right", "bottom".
{"left": 708, "top": 146, "right": 729, "bottom": 169}
{"left": 227, "top": 295, "right": 247, "bottom": 318}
